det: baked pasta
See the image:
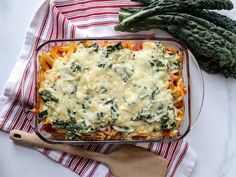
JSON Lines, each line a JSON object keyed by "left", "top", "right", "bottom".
{"left": 36, "top": 40, "right": 186, "bottom": 141}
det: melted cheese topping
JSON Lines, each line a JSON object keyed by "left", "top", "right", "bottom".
{"left": 39, "top": 41, "right": 182, "bottom": 139}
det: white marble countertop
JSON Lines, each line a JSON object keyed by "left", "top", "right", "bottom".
{"left": 0, "top": 1, "right": 236, "bottom": 177}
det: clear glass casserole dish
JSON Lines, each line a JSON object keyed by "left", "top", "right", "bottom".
{"left": 22, "top": 37, "right": 204, "bottom": 144}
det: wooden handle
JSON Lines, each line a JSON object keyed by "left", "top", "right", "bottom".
{"left": 10, "top": 129, "right": 53, "bottom": 148}
{"left": 10, "top": 129, "right": 106, "bottom": 162}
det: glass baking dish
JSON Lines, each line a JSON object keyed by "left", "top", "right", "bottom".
{"left": 22, "top": 37, "right": 204, "bottom": 144}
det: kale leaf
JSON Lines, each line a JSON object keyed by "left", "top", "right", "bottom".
{"left": 189, "top": 10, "right": 236, "bottom": 34}
{"left": 117, "top": 0, "right": 233, "bottom": 29}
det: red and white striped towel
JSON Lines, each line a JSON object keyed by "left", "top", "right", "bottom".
{"left": 0, "top": 0, "right": 197, "bottom": 177}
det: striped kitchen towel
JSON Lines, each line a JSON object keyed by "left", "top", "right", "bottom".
{"left": 0, "top": 0, "right": 197, "bottom": 177}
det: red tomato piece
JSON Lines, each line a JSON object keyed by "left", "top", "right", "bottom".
{"left": 131, "top": 42, "right": 143, "bottom": 51}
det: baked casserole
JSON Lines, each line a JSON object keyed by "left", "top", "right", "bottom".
{"left": 35, "top": 40, "right": 186, "bottom": 141}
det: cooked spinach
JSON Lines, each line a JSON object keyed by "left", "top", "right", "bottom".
{"left": 113, "top": 42, "right": 123, "bottom": 50}
{"left": 113, "top": 65, "right": 134, "bottom": 83}
{"left": 161, "top": 122, "right": 176, "bottom": 131}
{"left": 113, "top": 125, "right": 133, "bottom": 133}
{"left": 150, "top": 87, "right": 159, "bottom": 100}
{"left": 160, "top": 113, "right": 169, "bottom": 124}
{"left": 104, "top": 98, "right": 115, "bottom": 105}
{"left": 132, "top": 109, "right": 154, "bottom": 121}
{"left": 70, "top": 62, "right": 81, "bottom": 72}
{"left": 39, "top": 90, "right": 58, "bottom": 102}
{"left": 160, "top": 113, "right": 170, "bottom": 130}
{"left": 106, "top": 46, "right": 116, "bottom": 57}
{"left": 159, "top": 111, "right": 177, "bottom": 131}
{"left": 96, "top": 112, "right": 104, "bottom": 119}
{"left": 158, "top": 104, "right": 164, "bottom": 110}
{"left": 100, "top": 86, "right": 108, "bottom": 93}
{"left": 122, "top": 67, "right": 133, "bottom": 82}
{"left": 161, "top": 120, "right": 176, "bottom": 131}
{"left": 38, "top": 110, "right": 48, "bottom": 122}
{"left": 82, "top": 102, "right": 89, "bottom": 109}
{"left": 52, "top": 118, "right": 94, "bottom": 140}
{"left": 104, "top": 98, "right": 119, "bottom": 120}
{"left": 82, "top": 99, "right": 91, "bottom": 109}
{"left": 70, "top": 85, "right": 77, "bottom": 95}
{"left": 66, "top": 118, "right": 80, "bottom": 140}
{"left": 52, "top": 119, "right": 68, "bottom": 130}
{"left": 67, "top": 109, "right": 76, "bottom": 119}
{"left": 97, "top": 54, "right": 108, "bottom": 68}
{"left": 111, "top": 100, "right": 119, "bottom": 120}
{"left": 89, "top": 43, "right": 99, "bottom": 52}
{"left": 105, "top": 42, "right": 123, "bottom": 57}
{"left": 97, "top": 63, "right": 106, "bottom": 68}
{"left": 149, "top": 58, "right": 165, "bottom": 71}
{"left": 139, "top": 93, "right": 149, "bottom": 99}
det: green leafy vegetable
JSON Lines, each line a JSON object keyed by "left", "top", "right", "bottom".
{"left": 96, "top": 112, "right": 104, "bottom": 119}
{"left": 89, "top": 42, "right": 99, "bottom": 52}
{"left": 105, "top": 42, "right": 123, "bottom": 57}
{"left": 38, "top": 110, "right": 48, "bottom": 122}
{"left": 149, "top": 57, "right": 165, "bottom": 71}
{"left": 67, "top": 109, "right": 76, "bottom": 119}
{"left": 131, "top": 0, "right": 155, "bottom": 5}
{"left": 111, "top": 100, "right": 119, "bottom": 120}
{"left": 131, "top": 110, "right": 154, "bottom": 121}
{"left": 112, "top": 125, "right": 134, "bottom": 133}
{"left": 104, "top": 98, "right": 119, "bottom": 120}
{"left": 189, "top": 10, "right": 236, "bottom": 34}
{"left": 151, "top": 87, "right": 159, "bottom": 99}
{"left": 100, "top": 86, "right": 108, "bottom": 93}
{"left": 52, "top": 118, "right": 94, "bottom": 140}
{"left": 119, "top": 6, "right": 236, "bottom": 34}
{"left": 118, "top": 8, "right": 139, "bottom": 22}
{"left": 39, "top": 90, "right": 58, "bottom": 102}
{"left": 70, "top": 62, "right": 81, "bottom": 72}
{"left": 122, "top": 67, "right": 134, "bottom": 82}
{"left": 118, "top": 0, "right": 233, "bottom": 29}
